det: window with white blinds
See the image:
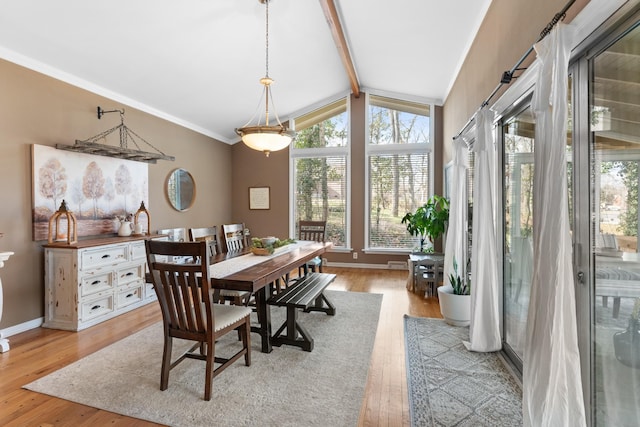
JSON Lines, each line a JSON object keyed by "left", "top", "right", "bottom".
{"left": 367, "top": 94, "right": 432, "bottom": 250}
{"left": 369, "top": 152, "right": 430, "bottom": 249}
{"left": 291, "top": 98, "right": 349, "bottom": 248}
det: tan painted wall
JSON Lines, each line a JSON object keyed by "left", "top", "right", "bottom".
{"left": 0, "top": 59, "right": 232, "bottom": 330}
{"left": 231, "top": 93, "right": 445, "bottom": 264}
{"left": 231, "top": 138, "right": 291, "bottom": 240}
{"left": 443, "top": 0, "right": 589, "bottom": 162}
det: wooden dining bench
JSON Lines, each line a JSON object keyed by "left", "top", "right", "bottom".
{"left": 267, "top": 272, "right": 336, "bottom": 352}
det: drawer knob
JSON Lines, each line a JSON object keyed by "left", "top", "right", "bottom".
{"left": 91, "top": 304, "right": 101, "bottom": 311}
{"left": 91, "top": 280, "right": 101, "bottom": 285}
{"left": 101, "top": 254, "right": 111, "bottom": 259}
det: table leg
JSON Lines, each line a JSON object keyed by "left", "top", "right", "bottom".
{"left": 254, "top": 286, "right": 273, "bottom": 353}
{"left": 406, "top": 259, "right": 415, "bottom": 291}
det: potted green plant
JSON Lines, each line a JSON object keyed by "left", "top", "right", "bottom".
{"left": 438, "top": 258, "right": 471, "bottom": 326}
{"left": 401, "top": 195, "right": 450, "bottom": 253}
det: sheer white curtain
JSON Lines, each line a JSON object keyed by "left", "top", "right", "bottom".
{"left": 468, "top": 108, "right": 501, "bottom": 352}
{"left": 523, "top": 22, "right": 586, "bottom": 426}
{"left": 443, "top": 138, "right": 468, "bottom": 289}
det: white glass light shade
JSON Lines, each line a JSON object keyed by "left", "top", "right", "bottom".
{"left": 235, "top": 0, "right": 297, "bottom": 157}
{"left": 237, "top": 125, "right": 295, "bottom": 156}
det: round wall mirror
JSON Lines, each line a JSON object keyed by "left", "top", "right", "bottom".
{"left": 166, "top": 168, "right": 196, "bottom": 211}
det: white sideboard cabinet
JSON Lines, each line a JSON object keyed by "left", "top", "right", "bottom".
{"left": 43, "top": 235, "right": 161, "bottom": 331}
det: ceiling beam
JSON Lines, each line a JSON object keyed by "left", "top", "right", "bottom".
{"left": 319, "top": 0, "right": 360, "bottom": 98}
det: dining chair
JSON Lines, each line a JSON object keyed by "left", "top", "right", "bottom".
{"left": 413, "top": 257, "right": 444, "bottom": 297}
{"left": 145, "top": 239, "right": 252, "bottom": 401}
{"left": 155, "top": 227, "right": 190, "bottom": 264}
{"left": 157, "top": 227, "right": 187, "bottom": 242}
{"left": 188, "top": 226, "right": 221, "bottom": 259}
{"left": 189, "top": 226, "right": 251, "bottom": 306}
{"left": 298, "top": 220, "right": 326, "bottom": 276}
{"left": 222, "top": 223, "right": 288, "bottom": 294}
{"left": 222, "top": 223, "right": 247, "bottom": 252}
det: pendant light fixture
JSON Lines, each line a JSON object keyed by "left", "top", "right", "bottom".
{"left": 235, "top": 0, "right": 295, "bottom": 157}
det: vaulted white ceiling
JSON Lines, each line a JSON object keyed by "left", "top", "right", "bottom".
{"left": 0, "top": 0, "right": 492, "bottom": 143}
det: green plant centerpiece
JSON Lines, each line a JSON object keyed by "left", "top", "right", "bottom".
{"left": 251, "top": 237, "right": 296, "bottom": 255}
{"left": 401, "top": 195, "right": 450, "bottom": 253}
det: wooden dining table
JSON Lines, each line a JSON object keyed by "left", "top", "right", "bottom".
{"left": 209, "top": 241, "right": 332, "bottom": 353}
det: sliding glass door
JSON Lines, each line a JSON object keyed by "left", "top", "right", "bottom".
{"left": 587, "top": 21, "right": 640, "bottom": 426}
{"left": 495, "top": 6, "right": 640, "bottom": 425}
{"left": 502, "top": 105, "right": 535, "bottom": 368}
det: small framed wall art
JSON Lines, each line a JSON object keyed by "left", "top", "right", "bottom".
{"left": 249, "top": 186, "right": 270, "bottom": 210}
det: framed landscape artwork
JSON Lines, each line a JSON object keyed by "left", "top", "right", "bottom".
{"left": 31, "top": 144, "right": 149, "bottom": 241}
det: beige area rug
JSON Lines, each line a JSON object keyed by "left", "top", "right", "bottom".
{"left": 404, "top": 316, "right": 523, "bottom": 426}
{"left": 24, "top": 290, "right": 382, "bottom": 427}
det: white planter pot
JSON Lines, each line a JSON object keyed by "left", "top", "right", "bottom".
{"left": 437, "top": 285, "right": 470, "bottom": 327}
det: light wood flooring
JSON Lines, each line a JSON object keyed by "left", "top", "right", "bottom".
{"left": 0, "top": 267, "right": 441, "bottom": 426}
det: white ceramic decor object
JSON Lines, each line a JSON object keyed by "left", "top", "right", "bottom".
{"left": 118, "top": 221, "right": 133, "bottom": 237}
{"left": 438, "top": 284, "right": 471, "bottom": 327}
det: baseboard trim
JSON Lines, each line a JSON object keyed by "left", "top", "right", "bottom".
{"left": 326, "top": 261, "right": 407, "bottom": 270}
{"left": 1, "top": 317, "right": 44, "bottom": 338}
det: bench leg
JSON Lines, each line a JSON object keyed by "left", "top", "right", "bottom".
{"left": 304, "top": 293, "right": 336, "bottom": 316}
{"left": 295, "top": 322, "right": 314, "bottom": 352}
{"left": 271, "top": 306, "right": 315, "bottom": 352}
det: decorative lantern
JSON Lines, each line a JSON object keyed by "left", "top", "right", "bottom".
{"left": 48, "top": 200, "right": 78, "bottom": 244}
{"left": 134, "top": 201, "right": 151, "bottom": 236}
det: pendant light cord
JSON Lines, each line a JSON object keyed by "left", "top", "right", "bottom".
{"left": 265, "top": 0, "right": 269, "bottom": 79}
{"left": 264, "top": 0, "right": 270, "bottom": 124}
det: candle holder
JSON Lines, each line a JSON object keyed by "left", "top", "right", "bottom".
{"left": 134, "top": 201, "right": 151, "bottom": 236}
{"left": 47, "top": 200, "right": 78, "bottom": 244}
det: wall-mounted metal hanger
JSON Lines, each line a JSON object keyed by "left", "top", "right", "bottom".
{"left": 56, "top": 106, "right": 175, "bottom": 163}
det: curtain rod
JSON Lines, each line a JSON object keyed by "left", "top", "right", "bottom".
{"left": 453, "top": 0, "right": 577, "bottom": 141}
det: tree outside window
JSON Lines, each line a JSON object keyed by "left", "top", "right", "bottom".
{"left": 292, "top": 99, "right": 348, "bottom": 247}
{"left": 367, "top": 95, "right": 431, "bottom": 250}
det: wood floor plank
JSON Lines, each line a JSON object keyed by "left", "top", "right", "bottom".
{"left": 0, "top": 267, "right": 439, "bottom": 426}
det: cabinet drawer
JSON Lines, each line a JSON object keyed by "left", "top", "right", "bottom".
{"left": 117, "top": 284, "right": 143, "bottom": 308}
{"left": 80, "top": 272, "right": 113, "bottom": 297}
{"left": 131, "top": 241, "right": 146, "bottom": 260}
{"left": 81, "top": 245, "right": 128, "bottom": 270}
{"left": 81, "top": 295, "right": 114, "bottom": 321}
{"left": 117, "top": 264, "right": 145, "bottom": 286}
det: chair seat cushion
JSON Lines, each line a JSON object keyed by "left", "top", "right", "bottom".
{"left": 306, "top": 256, "right": 322, "bottom": 266}
{"left": 211, "top": 303, "right": 252, "bottom": 331}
